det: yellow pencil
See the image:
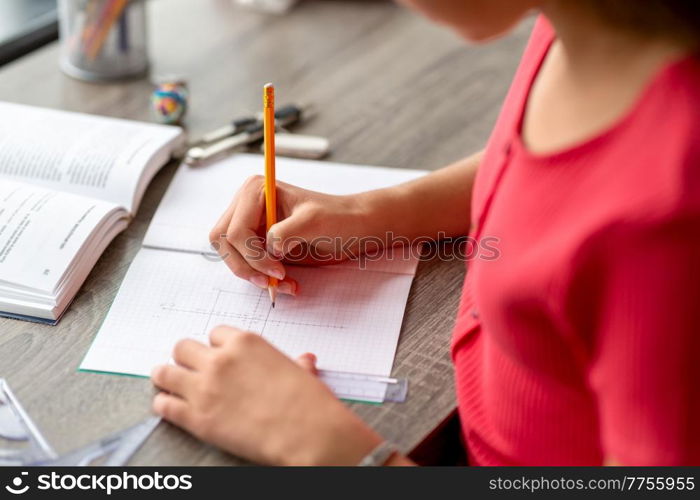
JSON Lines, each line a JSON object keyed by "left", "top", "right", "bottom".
{"left": 263, "top": 83, "right": 278, "bottom": 307}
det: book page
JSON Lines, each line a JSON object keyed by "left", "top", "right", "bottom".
{"left": 0, "top": 180, "right": 122, "bottom": 293}
{"left": 143, "top": 154, "right": 426, "bottom": 274}
{"left": 80, "top": 248, "right": 414, "bottom": 377}
{"left": 0, "top": 102, "right": 182, "bottom": 212}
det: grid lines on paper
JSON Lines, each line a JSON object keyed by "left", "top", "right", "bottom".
{"left": 81, "top": 248, "right": 414, "bottom": 377}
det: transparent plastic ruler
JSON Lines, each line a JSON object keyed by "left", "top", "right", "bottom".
{"left": 318, "top": 370, "right": 408, "bottom": 404}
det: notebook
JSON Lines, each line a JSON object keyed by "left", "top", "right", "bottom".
{"left": 81, "top": 154, "right": 426, "bottom": 393}
{"left": 0, "top": 102, "right": 184, "bottom": 323}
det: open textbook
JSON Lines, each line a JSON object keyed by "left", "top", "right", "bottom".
{"left": 81, "top": 154, "right": 427, "bottom": 400}
{"left": 0, "top": 102, "right": 184, "bottom": 323}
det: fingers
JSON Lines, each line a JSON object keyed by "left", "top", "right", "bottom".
{"left": 209, "top": 199, "right": 238, "bottom": 257}
{"left": 266, "top": 205, "right": 318, "bottom": 259}
{"left": 296, "top": 352, "right": 318, "bottom": 375}
{"left": 215, "top": 237, "right": 270, "bottom": 289}
{"left": 152, "top": 392, "right": 195, "bottom": 429}
{"left": 230, "top": 229, "right": 285, "bottom": 281}
{"left": 211, "top": 176, "right": 327, "bottom": 289}
{"left": 209, "top": 325, "right": 238, "bottom": 346}
{"left": 173, "top": 339, "right": 211, "bottom": 370}
{"left": 214, "top": 243, "right": 298, "bottom": 296}
{"left": 277, "top": 276, "right": 298, "bottom": 296}
{"left": 151, "top": 364, "right": 194, "bottom": 397}
{"left": 226, "top": 179, "right": 286, "bottom": 280}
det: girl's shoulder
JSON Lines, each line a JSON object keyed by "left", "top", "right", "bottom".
{"left": 633, "top": 52, "right": 700, "bottom": 212}
{"left": 521, "top": 15, "right": 556, "bottom": 68}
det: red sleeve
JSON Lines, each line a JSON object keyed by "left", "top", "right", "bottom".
{"left": 577, "top": 216, "right": 700, "bottom": 465}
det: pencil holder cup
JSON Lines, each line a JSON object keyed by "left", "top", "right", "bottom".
{"left": 58, "top": 0, "right": 149, "bottom": 82}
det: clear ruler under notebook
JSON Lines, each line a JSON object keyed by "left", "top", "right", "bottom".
{"left": 318, "top": 370, "right": 408, "bottom": 404}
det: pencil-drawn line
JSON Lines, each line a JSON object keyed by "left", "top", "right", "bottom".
{"left": 259, "top": 304, "right": 274, "bottom": 337}
{"left": 159, "top": 305, "right": 347, "bottom": 330}
{"left": 212, "top": 288, "right": 265, "bottom": 298}
{"left": 248, "top": 289, "right": 263, "bottom": 331}
{"left": 214, "top": 288, "right": 335, "bottom": 310}
{"left": 202, "top": 289, "right": 222, "bottom": 336}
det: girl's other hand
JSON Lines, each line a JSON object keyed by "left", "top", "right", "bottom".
{"left": 151, "top": 326, "right": 383, "bottom": 465}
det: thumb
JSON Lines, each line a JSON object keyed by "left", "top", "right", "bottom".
{"left": 267, "top": 208, "right": 317, "bottom": 258}
{"left": 296, "top": 352, "right": 318, "bottom": 375}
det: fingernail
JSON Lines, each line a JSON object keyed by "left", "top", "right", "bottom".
{"left": 269, "top": 269, "right": 285, "bottom": 280}
{"left": 250, "top": 275, "right": 269, "bottom": 289}
{"left": 278, "top": 281, "right": 296, "bottom": 296}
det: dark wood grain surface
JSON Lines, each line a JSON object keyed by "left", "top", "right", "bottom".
{"left": 0, "top": 0, "right": 532, "bottom": 465}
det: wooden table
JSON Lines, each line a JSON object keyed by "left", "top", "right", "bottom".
{"left": 0, "top": 0, "right": 531, "bottom": 465}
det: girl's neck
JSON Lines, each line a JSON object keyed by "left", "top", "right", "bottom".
{"left": 541, "top": 1, "right": 688, "bottom": 84}
{"left": 521, "top": 1, "right": 692, "bottom": 155}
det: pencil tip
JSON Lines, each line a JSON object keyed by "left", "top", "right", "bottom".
{"left": 272, "top": 302, "right": 275, "bottom": 308}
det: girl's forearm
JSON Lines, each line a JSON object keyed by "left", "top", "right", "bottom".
{"left": 357, "top": 150, "right": 482, "bottom": 241}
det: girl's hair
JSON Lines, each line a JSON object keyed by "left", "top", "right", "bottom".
{"left": 585, "top": 0, "right": 700, "bottom": 46}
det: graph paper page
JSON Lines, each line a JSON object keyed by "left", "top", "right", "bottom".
{"left": 81, "top": 248, "right": 414, "bottom": 377}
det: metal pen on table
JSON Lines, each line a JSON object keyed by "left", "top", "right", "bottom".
{"left": 185, "top": 121, "right": 264, "bottom": 166}
{"left": 185, "top": 103, "right": 311, "bottom": 166}
{"left": 195, "top": 116, "right": 259, "bottom": 145}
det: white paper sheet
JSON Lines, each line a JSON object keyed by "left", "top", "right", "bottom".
{"left": 81, "top": 155, "right": 426, "bottom": 392}
{"left": 81, "top": 248, "right": 414, "bottom": 377}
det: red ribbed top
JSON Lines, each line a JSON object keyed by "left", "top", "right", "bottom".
{"left": 452, "top": 16, "right": 700, "bottom": 465}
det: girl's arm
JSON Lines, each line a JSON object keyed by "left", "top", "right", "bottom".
{"left": 357, "top": 150, "right": 482, "bottom": 241}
